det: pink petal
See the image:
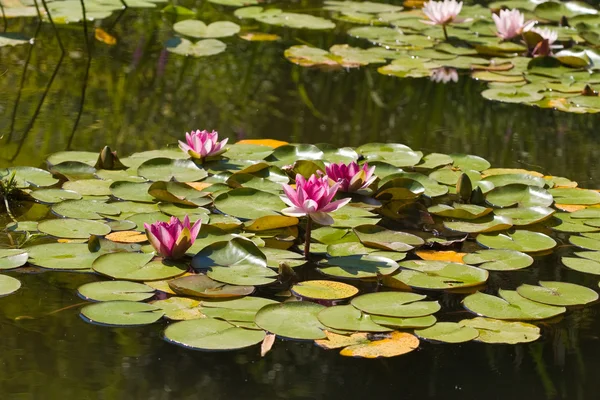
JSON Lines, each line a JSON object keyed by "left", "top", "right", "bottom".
{"left": 281, "top": 206, "right": 307, "bottom": 217}
{"left": 282, "top": 184, "right": 300, "bottom": 207}
{"left": 321, "top": 197, "right": 351, "bottom": 213}
{"left": 309, "top": 212, "right": 334, "bottom": 226}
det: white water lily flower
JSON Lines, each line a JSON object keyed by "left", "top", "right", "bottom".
{"left": 493, "top": 9, "right": 535, "bottom": 40}
{"left": 530, "top": 27, "right": 558, "bottom": 45}
{"left": 421, "top": 0, "right": 464, "bottom": 26}
{"left": 430, "top": 67, "right": 459, "bottom": 83}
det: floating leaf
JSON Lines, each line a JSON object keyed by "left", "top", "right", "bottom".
{"left": 317, "top": 305, "right": 391, "bottom": 332}
{"left": 517, "top": 281, "right": 599, "bottom": 306}
{"left": 173, "top": 20, "right": 241, "bottom": 38}
{"left": 351, "top": 292, "right": 440, "bottom": 317}
{"left": 255, "top": 302, "right": 327, "bottom": 340}
{"left": 81, "top": 301, "right": 164, "bottom": 326}
{"left": 387, "top": 260, "right": 489, "bottom": 290}
{"left": 27, "top": 243, "right": 102, "bottom": 270}
{"left": 169, "top": 274, "right": 254, "bottom": 298}
{"left": 166, "top": 38, "right": 227, "bottom": 57}
{"left": 339, "top": 331, "right": 419, "bottom": 358}
{"left": 318, "top": 255, "right": 399, "bottom": 279}
{"left": 0, "top": 275, "right": 21, "bottom": 297}
{"left": 38, "top": 219, "right": 111, "bottom": 239}
{"left": 415, "top": 322, "right": 479, "bottom": 343}
{"left": 78, "top": 281, "right": 155, "bottom": 302}
{"left": 137, "top": 158, "right": 207, "bottom": 182}
{"left": 444, "top": 215, "right": 513, "bottom": 234}
{"left": 93, "top": 252, "right": 187, "bottom": 281}
{"left": 0, "top": 249, "right": 28, "bottom": 270}
{"left": 494, "top": 206, "right": 555, "bottom": 226}
{"left": 291, "top": 280, "right": 358, "bottom": 300}
{"left": 459, "top": 317, "right": 540, "bottom": 344}
{"left": 463, "top": 290, "right": 565, "bottom": 320}
{"left": 562, "top": 257, "right": 600, "bottom": 275}
{"left": 370, "top": 315, "right": 437, "bottom": 329}
{"left": 462, "top": 249, "right": 533, "bottom": 271}
{"left": 214, "top": 188, "right": 285, "bottom": 219}
{"left": 485, "top": 184, "right": 553, "bottom": 208}
{"left": 549, "top": 188, "right": 600, "bottom": 205}
{"left": 428, "top": 203, "right": 492, "bottom": 220}
{"left": 477, "top": 231, "right": 556, "bottom": 253}
{"left": 164, "top": 318, "right": 265, "bottom": 350}
{"left": 354, "top": 224, "right": 424, "bottom": 251}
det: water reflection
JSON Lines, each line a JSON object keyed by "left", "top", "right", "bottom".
{"left": 2, "top": 3, "right": 600, "bottom": 399}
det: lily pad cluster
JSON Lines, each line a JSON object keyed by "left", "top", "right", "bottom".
{"left": 1, "top": 136, "right": 600, "bottom": 358}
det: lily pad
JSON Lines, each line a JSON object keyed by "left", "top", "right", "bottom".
{"left": 459, "top": 317, "right": 540, "bottom": 344}
{"left": 0, "top": 249, "right": 28, "bottom": 270}
{"left": 214, "top": 188, "right": 285, "bottom": 219}
{"left": 318, "top": 255, "right": 399, "bottom": 279}
{"left": 173, "top": 20, "right": 241, "bottom": 38}
{"left": 462, "top": 249, "right": 533, "bottom": 271}
{"left": 78, "top": 281, "right": 155, "bottom": 302}
{"left": 476, "top": 231, "right": 557, "bottom": 253}
{"left": 81, "top": 301, "right": 164, "bottom": 326}
{"left": 166, "top": 38, "right": 227, "bottom": 57}
{"left": 93, "top": 252, "right": 187, "bottom": 281}
{"left": 27, "top": 243, "right": 102, "bottom": 270}
{"left": 168, "top": 274, "right": 254, "bottom": 298}
{"left": 164, "top": 318, "right": 265, "bottom": 350}
{"left": 351, "top": 292, "right": 440, "bottom": 317}
{"left": 354, "top": 225, "right": 424, "bottom": 251}
{"left": 317, "top": 305, "right": 391, "bottom": 332}
{"left": 463, "top": 290, "right": 566, "bottom": 320}
{"left": 254, "top": 302, "right": 327, "bottom": 340}
{"left": 485, "top": 184, "right": 553, "bottom": 208}
{"left": 137, "top": 158, "right": 208, "bottom": 182}
{"left": 415, "top": 322, "right": 479, "bottom": 343}
{"left": 38, "top": 219, "right": 111, "bottom": 239}
{"left": 0, "top": 275, "right": 21, "bottom": 297}
{"left": 517, "top": 281, "right": 599, "bottom": 306}
{"left": 291, "top": 280, "right": 358, "bottom": 300}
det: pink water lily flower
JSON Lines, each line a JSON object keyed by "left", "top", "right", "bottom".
{"left": 493, "top": 9, "right": 534, "bottom": 40}
{"left": 325, "top": 161, "right": 376, "bottom": 192}
{"left": 179, "top": 130, "right": 228, "bottom": 161}
{"left": 281, "top": 174, "right": 351, "bottom": 226}
{"left": 530, "top": 27, "right": 558, "bottom": 45}
{"left": 422, "top": 0, "right": 464, "bottom": 25}
{"left": 144, "top": 215, "right": 201, "bottom": 259}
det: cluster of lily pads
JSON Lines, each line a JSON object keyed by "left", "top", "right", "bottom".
{"left": 3, "top": 0, "right": 600, "bottom": 112}
{"left": 2, "top": 131, "right": 600, "bottom": 358}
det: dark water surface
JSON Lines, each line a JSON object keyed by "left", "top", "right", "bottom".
{"left": 2, "top": 1, "right": 600, "bottom": 399}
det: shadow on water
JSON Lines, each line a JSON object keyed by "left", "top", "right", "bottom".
{"left": 1, "top": 1, "right": 600, "bottom": 398}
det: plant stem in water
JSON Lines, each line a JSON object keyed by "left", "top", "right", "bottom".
{"left": 304, "top": 217, "right": 312, "bottom": 260}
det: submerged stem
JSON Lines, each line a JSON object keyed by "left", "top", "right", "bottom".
{"left": 304, "top": 217, "right": 312, "bottom": 260}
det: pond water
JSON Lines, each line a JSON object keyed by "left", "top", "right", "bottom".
{"left": 2, "top": 0, "right": 600, "bottom": 398}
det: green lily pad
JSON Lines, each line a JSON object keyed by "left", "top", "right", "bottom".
{"left": 52, "top": 199, "right": 120, "bottom": 220}
{"left": 317, "top": 305, "right": 392, "bottom": 332}
{"left": 450, "top": 154, "right": 491, "bottom": 171}
{"left": 415, "top": 322, "right": 479, "bottom": 343}
{"left": 485, "top": 184, "right": 553, "bottom": 208}
{"left": 64, "top": 179, "right": 113, "bottom": 196}
{"left": 26, "top": 243, "right": 102, "bottom": 270}
{"left": 207, "top": 264, "right": 277, "bottom": 286}
{"left": 549, "top": 188, "right": 600, "bottom": 205}
{"left": 350, "top": 292, "right": 440, "bottom": 317}
{"left": 370, "top": 315, "right": 437, "bottom": 329}
{"left": 152, "top": 297, "right": 203, "bottom": 320}
{"left": 462, "top": 249, "right": 533, "bottom": 271}
{"left": 463, "top": 290, "right": 566, "bottom": 320}
{"left": 254, "top": 302, "right": 327, "bottom": 340}
{"left": 354, "top": 224, "right": 424, "bottom": 251}
{"left": 110, "top": 181, "right": 155, "bottom": 203}
{"left": 562, "top": 257, "right": 600, "bottom": 275}
{"left": 291, "top": 280, "right": 358, "bottom": 300}
{"left": 127, "top": 212, "right": 171, "bottom": 231}
{"left": 570, "top": 235, "right": 600, "bottom": 250}
{"left": 494, "top": 206, "right": 555, "bottom": 226}
{"left": 477, "top": 231, "right": 556, "bottom": 252}
{"left": 0, "top": 167, "right": 58, "bottom": 188}
{"left": 93, "top": 252, "right": 187, "bottom": 281}
{"left": 428, "top": 203, "right": 492, "bottom": 220}
{"left": 77, "top": 281, "right": 155, "bottom": 302}
{"left": 0, "top": 275, "right": 21, "bottom": 297}
{"left": 318, "top": 255, "right": 399, "bottom": 279}
{"left": 31, "top": 189, "right": 82, "bottom": 204}
{"left": 535, "top": 1, "right": 597, "bottom": 22}
{"left": 168, "top": 274, "right": 254, "bottom": 298}
{"left": 214, "top": 188, "right": 285, "bottom": 219}
{"left": 444, "top": 215, "right": 513, "bottom": 234}
{"left": 551, "top": 213, "right": 600, "bottom": 233}
{"left": 81, "top": 301, "right": 164, "bottom": 326}
{"left": 517, "top": 281, "right": 599, "bottom": 306}
{"left": 330, "top": 206, "right": 381, "bottom": 228}
{"left": 173, "top": 20, "right": 241, "bottom": 38}
{"left": 0, "top": 249, "right": 28, "bottom": 270}
{"left": 38, "top": 219, "right": 111, "bottom": 239}
{"left": 164, "top": 318, "right": 265, "bottom": 350}
{"left": 459, "top": 317, "right": 540, "bottom": 344}
{"left": 166, "top": 38, "right": 227, "bottom": 57}
{"left": 137, "top": 158, "right": 208, "bottom": 182}
{"left": 192, "top": 237, "right": 267, "bottom": 269}
{"left": 388, "top": 260, "right": 488, "bottom": 290}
